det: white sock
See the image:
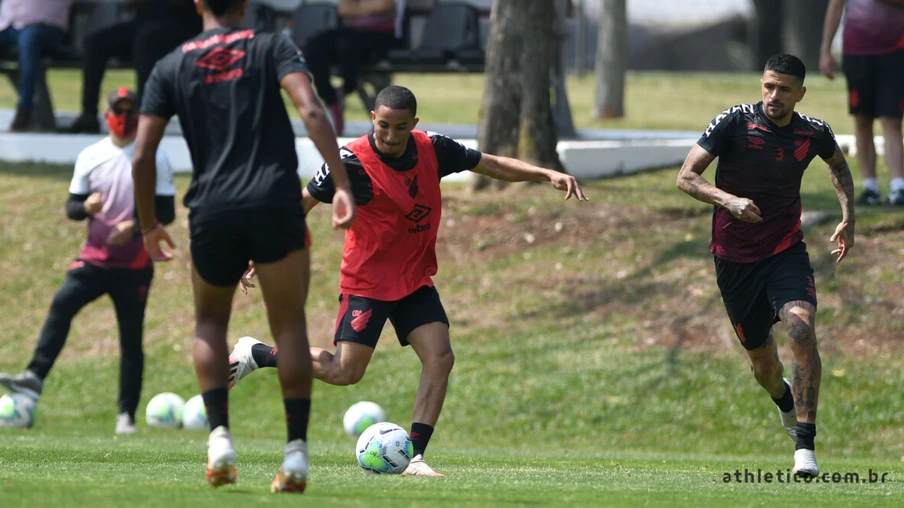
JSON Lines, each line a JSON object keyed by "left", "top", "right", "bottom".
{"left": 863, "top": 178, "right": 879, "bottom": 192}
{"left": 890, "top": 178, "right": 904, "bottom": 193}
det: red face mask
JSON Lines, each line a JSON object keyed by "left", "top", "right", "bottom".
{"left": 105, "top": 110, "right": 138, "bottom": 138}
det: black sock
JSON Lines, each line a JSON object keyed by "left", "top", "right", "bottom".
{"left": 771, "top": 380, "right": 794, "bottom": 413}
{"left": 284, "top": 398, "right": 311, "bottom": 443}
{"left": 795, "top": 422, "right": 816, "bottom": 450}
{"left": 410, "top": 422, "right": 435, "bottom": 457}
{"left": 251, "top": 344, "right": 278, "bottom": 368}
{"left": 202, "top": 387, "right": 229, "bottom": 431}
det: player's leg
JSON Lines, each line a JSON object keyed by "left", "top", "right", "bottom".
{"left": 713, "top": 254, "right": 796, "bottom": 440}
{"left": 253, "top": 249, "right": 313, "bottom": 493}
{"left": 843, "top": 53, "right": 881, "bottom": 204}
{"left": 227, "top": 289, "right": 387, "bottom": 387}
{"left": 875, "top": 49, "right": 904, "bottom": 205}
{"left": 391, "top": 286, "right": 452, "bottom": 477}
{"left": 0, "top": 262, "right": 106, "bottom": 400}
{"left": 767, "top": 242, "right": 820, "bottom": 477}
{"left": 107, "top": 267, "right": 153, "bottom": 435}
{"left": 191, "top": 265, "right": 240, "bottom": 486}
{"left": 744, "top": 330, "right": 796, "bottom": 440}
{"left": 189, "top": 217, "right": 252, "bottom": 487}
{"left": 312, "top": 293, "right": 391, "bottom": 385}
{"left": 247, "top": 206, "right": 322, "bottom": 493}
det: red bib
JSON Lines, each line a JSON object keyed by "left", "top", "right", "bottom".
{"left": 341, "top": 130, "right": 442, "bottom": 300}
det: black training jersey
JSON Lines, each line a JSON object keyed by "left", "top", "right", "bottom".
{"left": 141, "top": 28, "right": 309, "bottom": 220}
{"left": 307, "top": 131, "right": 482, "bottom": 204}
{"left": 697, "top": 102, "right": 836, "bottom": 263}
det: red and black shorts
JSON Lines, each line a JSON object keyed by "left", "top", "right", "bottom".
{"left": 189, "top": 205, "right": 310, "bottom": 287}
{"left": 714, "top": 241, "right": 817, "bottom": 350}
{"left": 843, "top": 50, "right": 904, "bottom": 119}
{"left": 334, "top": 285, "right": 449, "bottom": 348}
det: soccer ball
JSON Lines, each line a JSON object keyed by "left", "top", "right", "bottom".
{"left": 145, "top": 392, "right": 185, "bottom": 429}
{"left": 343, "top": 401, "right": 386, "bottom": 437}
{"left": 0, "top": 393, "right": 36, "bottom": 429}
{"left": 355, "top": 422, "right": 414, "bottom": 474}
{"left": 182, "top": 394, "right": 208, "bottom": 431}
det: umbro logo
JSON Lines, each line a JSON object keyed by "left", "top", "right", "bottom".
{"left": 405, "top": 204, "right": 431, "bottom": 222}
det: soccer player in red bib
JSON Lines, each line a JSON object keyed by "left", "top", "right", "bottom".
{"left": 677, "top": 54, "right": 855, "bottom": 478}
{"left": 229, "top": 85, "right": 587, "bottom": 476}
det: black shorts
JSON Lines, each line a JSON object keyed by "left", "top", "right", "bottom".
{"left": 714, "top": 241, "right": 817, "bottom": 350}
{"left": 333, "top": 285, "right": 449, "bottom": 348}
{"left": 843, "top": 50, "right": 904, "bottom": 118}
{"left": 189, "top": 206, "right": 310, "bottom": 287}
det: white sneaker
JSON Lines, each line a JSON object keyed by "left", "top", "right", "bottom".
{"left": 206, "top": 426, "right": 237, "bottom": 487}
{"left": 115, "top": 412, "right": 137, "bottom": 435}
{"left": 792, "top": 449, "right": 819, "bottom": 478}
{"left": 778, "top": 378, "right": 797, "bottom": 440}
{"left": 402, "top": 454, "right": 444, "bottom": 477}
{"left": 228, "top": 336, "right": 261, "bottom": 389}
{"left": 271, "top": 439, "right": 308, "bottom": 493}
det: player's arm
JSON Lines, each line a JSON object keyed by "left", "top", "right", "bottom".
{"left": 676, "top": 144, "right": 762, "bottom": 223}
{"left": 133, "top": 114, "right": 176, "bottom": 260}
{"left": 819, "top": 0, "right": 845, "bottom": 79}
{"left": 822, "top": 143, "right": 856, "bottom": 262}
{"left": 302, "top": 187, "right": 322, "bottom": 214}
{"left": 471, "top": 153, "right": 587, "bottom": 200}
{"left": 281, "top": 72, "right": 356, "bottom": 228}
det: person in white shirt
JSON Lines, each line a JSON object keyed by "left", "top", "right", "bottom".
{"left": 0, "top": 88, "right": 176, "bottom": 435}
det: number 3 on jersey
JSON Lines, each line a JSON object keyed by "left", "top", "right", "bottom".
{"left": 775, "top": 147, "right": 784, "bottom": 161}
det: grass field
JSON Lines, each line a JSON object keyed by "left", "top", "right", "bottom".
{"left": 1, "top": 71, "right": 903, "bottom": 506}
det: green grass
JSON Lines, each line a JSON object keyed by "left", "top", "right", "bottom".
{"left": 0, "top": 70, "right": 856, "bottom": 134}
{"left": 1, "top": 159, "right": 903, "bottom": 506}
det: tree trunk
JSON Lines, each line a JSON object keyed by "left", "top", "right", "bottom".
{"left": 751, "top": 0, "right": 783, "bottom": 69}
{"left": 519, "top": 0, "right": 563, "bottom": 171}
{"left": 474, "top": 0, "right": 564, "bottom": 190}
{"left": 783, "top": 0, "right": 829, "bottom": 71}
{"left": 473, "top": 0, "right": 523, "bottom": 191}
{"left": 592, "top": 0, "right": 626, "bottom": 119}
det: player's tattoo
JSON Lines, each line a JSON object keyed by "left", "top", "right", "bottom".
{"left": 792, "top": 363, "right": 820, "bottom": 421}
{"left": 824, "top": 144, "right": 855, "bottom": 223}
{"left": 784, "top": 300, "right": 820, "bottom": 421}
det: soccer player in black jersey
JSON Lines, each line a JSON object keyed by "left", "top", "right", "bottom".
{"left": 676, "top": 54, "right": 855, "bottom": 478}
{"left": 132, "top": 0, "right": 356, "bottom": 493}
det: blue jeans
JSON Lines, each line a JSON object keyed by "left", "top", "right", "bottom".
{"left": 0, "top": 24, "right": 65, "bottom": 111}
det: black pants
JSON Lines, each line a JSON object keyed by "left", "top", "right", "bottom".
{"left": 303, "top": 28, "right": 399, "bottom": 106}
{"left": 81, "top": 19, "right": 200, "bottom": 114}
{"left": 27, "top": 262, "right": 154, "bottom": 418}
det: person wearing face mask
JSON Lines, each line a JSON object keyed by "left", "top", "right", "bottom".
{"left": 0, "top": 88, "right": 176, "bottom": 435}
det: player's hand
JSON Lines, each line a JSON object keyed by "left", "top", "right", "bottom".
{"left": 550, "top": 173, "right": 588, "bottom": 201}
{"left": 819, "top": 52, "right": 836, "bottom": 80}
{"left": 142, "top": 224, "right": 175, "bottom": 262}
{"left": 240, "top": 262, "right": 256, "bottom": 295}
{"left": 84, "top": 192, "right": 103, "bottom": 215}
{"left": 727, "top": 197, "right": 762, "bottom": 223}
{"left": 107, "top": 220, "right": 135, "bottom": 247}
{"left": 332, "top": 186, "right": 356, "bottom": 229}
{"left": 829, "top": 221, "right": 854, "bottom": 263}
